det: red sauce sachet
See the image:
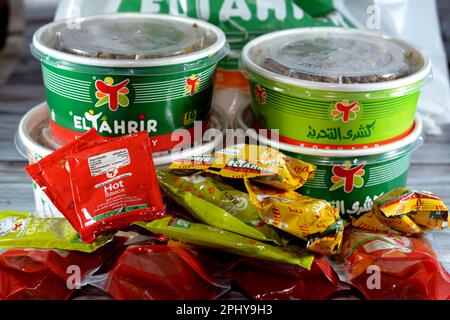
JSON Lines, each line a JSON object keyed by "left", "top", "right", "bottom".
{"left": 66, "top": 131, "right": 164, "bottom": 243}
{"left": 26, "top": 129, "right": 108, "bottom": 227}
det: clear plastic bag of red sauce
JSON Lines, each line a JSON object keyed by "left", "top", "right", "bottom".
{"left": 226, "top": 257, "right": 351, "bottom": 300}
{"left": 0, "top": 237, "right": 126, "bottom": 300}
{"left": 102, "top": 244, "right": 230, "bottom": 300}
{"left": 67, "top": 131, "right": 164, "bottom": 243}
{"left": 336, "top": 229, "right": 450, "bottom": 300}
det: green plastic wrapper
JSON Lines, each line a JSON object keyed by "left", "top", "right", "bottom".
{"left": 135, "top": 216, "right": 314, "bottom": 270}
{"left": 158, "top": 170, "right": 282, "bottom": 244}
{"left": 0, "top": 211, "right": 112, "bottom": 252}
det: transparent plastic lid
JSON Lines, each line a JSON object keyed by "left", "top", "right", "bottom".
{"left": 246, "top": 28, "right": 425, "bottom": 84}
{"left": 53, "top": 15, "right": 213, "bottom": 60}
{"left": 33, "top": 14, "right": 221, "bottom": 62}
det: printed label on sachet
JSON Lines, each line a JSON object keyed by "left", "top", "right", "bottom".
{"left": 88, "top": 149, "right": 130, "bottom": 177}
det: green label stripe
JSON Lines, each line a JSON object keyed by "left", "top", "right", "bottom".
{"left": 42, "top": 66, "right": 92, "bottom": 103}
{"left": 293, "top": 152, "right": 411, "bottom": 217}
{"left": 259, "top": 85, "right": 419, "bottom": 120}
{"left": 264, "top": 88, "right": 330, "bottom": 120}
{"left": 92, "top": 204, "right": 149, "bottom": 222}
{"left": 133, "top": 65, "right": 216, "bottom": 104}
{"left": 361, "top": 94, "right": 419, "bottom": 120}
{"left": 304, "top": 169, "right": 328, "bottom": 189}
{"left": 303, "top": 157, "right": 410, "bottom": 190}
{"left": 365, "top": 156, "right": 410, "bottom": 187}
{"left": 43, "top": 64, "right": 215, "bottom": 105}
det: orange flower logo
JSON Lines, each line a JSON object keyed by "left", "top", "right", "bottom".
{"left": 330, "top": 161, "right": 365, "bottom": 193}
{"left": 185, "top": 74, "right": 201, "bottom": 96}
{"left": 255, "top": 85, "right": 266, "bottom": 105}
{"left": 95, "top": 77, "right": 130, "bottom": 111}
{"left": 331, "top": 100, "right": 360, "bottom": 123}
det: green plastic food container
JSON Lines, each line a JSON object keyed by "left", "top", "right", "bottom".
{"left": 32, "top": 13, "right": 228, "bottom": 151}
{"left": 240, "top": 27, "right": 430, "bottom": 150}
{"left": 236, "top": 105, "right": 423, "bottom": 218}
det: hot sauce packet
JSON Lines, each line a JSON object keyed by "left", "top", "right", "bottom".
{"left": 169, "top": 144, "right": 316, "bottom": 190}
{"left": 66, "top": 131, "right": 165, "bottom": 243}
{"left": 158, "top": 170, "right": 282, "bottom": 244}
{"left": 0, "top": 211, "right": 111, "bottom": 252}
{"left": 135, "top": 216, "right": 315, "bottom": 270}
{"left": 26, "top": 129, "right": 108, "bottom": 228}
{"left": 351, "top": 188, "right": 449, "bottom": 235}
{"left": 245, "top": 180, "right": 344, "bottom": 255}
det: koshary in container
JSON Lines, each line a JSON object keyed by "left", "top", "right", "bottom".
{"left": 240, "top": 27, "right": 431, "bottom": 150}
{"left": 15, "top": 102, "right": 229, "bottom": 219}
{"left": 236, "top": 104, "right": 423, "bottom": 218}
{"left": 32, "top": 13, "right": 228, "bottom": 151}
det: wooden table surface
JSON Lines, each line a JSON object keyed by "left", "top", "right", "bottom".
{"left": 0, "top": 2, "right": 448, "bottom": 300}
{"left": 2, "top": 4, "right": 450, "bottom": 213}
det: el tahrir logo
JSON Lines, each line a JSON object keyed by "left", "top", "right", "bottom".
{"left": 331, "top": 100, "right": 361, "bottom": 123}
{"left": 185, "top": 74, "right": 201, "bottom": 96}
{"left": 95, "top": 77, "right": 130, "bottom": 111}
{"left": 255, "top": 85, "right": 267, "bottom": 105}
{"left": 330, "top": 161, "right": 366, "bottom": 193}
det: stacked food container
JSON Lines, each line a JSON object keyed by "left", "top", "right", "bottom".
{"left": 15, "top": 13, "right": 230, "bottom": 218}
{"left": 237, "top": 27, "right": 431, "bottom": 218}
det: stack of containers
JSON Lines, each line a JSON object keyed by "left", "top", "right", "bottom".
{"left": 237, "top": 27, "right": 431, "bottom": 218}
{"left": 15, "top": 13, "right": 230, "bottom": 218}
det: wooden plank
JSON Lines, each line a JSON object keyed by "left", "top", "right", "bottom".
{"left": 410, "top": 141, "right": 450, "bottom": 165}
{"left": 0, "top": 161, "right": 35, "bottom": 212}
{"left": 0, "top": 143, "right": 25, "bottom": 162}
{"left": 5, "top": 59, "right": 45, "bottom": 85}
{"left": 0, "top": 161, "right": 29, "bottom": 182}
{"left": 407, "top": 164, "right": 450, "bottom": 203}
{"left": 0, "top": 86, "right": 45, "bottom": 114}
{"left": 0, "top": 113, "right": 26, "bottom": 161}
{"left": 0, "top": 184, "right": 35, "bottom": 212}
